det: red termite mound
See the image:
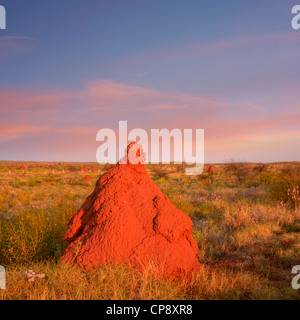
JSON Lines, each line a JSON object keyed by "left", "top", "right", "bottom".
{"left": 207, "top": 165, "right": 214, "bottom": 173}
{"left": 60, "top": 143, "right": 199, "bottom": 277}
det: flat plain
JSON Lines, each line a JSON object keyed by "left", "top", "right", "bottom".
{"left": 0, "top": 161, "right": 299, "bottom": 300}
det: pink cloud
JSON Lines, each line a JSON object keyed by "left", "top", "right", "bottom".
{"left": 0, "top": 79, "right": 223, "bottom": 127}
{"left": 0, "top": 90, "right": 71, "bottom": 112}
{"left": 0, "top": 80, "right": 299, "bottom": 162}
{"left": 0, "top": 124, "right": 50, "bottom": 141}
{"left": 0, "top": 36, "right": 35, "bottom": 61}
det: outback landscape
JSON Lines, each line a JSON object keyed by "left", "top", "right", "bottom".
{"left": 0, "top": 160, "right": 299, "bottom": 300}
{"left": 1, "top": 0, "right": 300, "bottom": 305}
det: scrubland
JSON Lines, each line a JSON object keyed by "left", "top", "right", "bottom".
{"left": 0, "top": 161, "right": 299, "bottom": 300}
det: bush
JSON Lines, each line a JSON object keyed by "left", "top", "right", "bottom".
{"left": 168, "top": 194, "right": 194, "bottom": 217}
{"left": 0, "top": 206, "right": 72, "bottom": 265}
{"left": 226, "top": 161, "right": 266, "bottom": 186}
{"left": 152, "top": 166, "right": 169, "bottom": 180}
{"left": 283, "top": 223, "right": 300, "bottom": 233}
{"left": 268, "top": 175, "right": 300, "bottom": 206}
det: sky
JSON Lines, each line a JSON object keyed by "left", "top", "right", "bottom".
{"left": 0, "top": 0, "right": 300, "bottom": 163}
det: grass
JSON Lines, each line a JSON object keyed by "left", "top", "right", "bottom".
{"left": 0, "top": 161, "right": 300, "bottom": 300}
{"left": 1, "top": 261, "right": 280, "bottom": 300}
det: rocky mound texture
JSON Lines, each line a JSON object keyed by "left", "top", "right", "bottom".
{"left": 61, "top": 143, "right": 199, "bottom": 277}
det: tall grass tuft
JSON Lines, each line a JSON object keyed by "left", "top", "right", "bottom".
{"left": 0, "top": 205, "right": 73, "bottom": 264}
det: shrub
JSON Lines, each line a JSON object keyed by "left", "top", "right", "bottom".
{"left": 226, "top": 161, "right": 266, "bottom": 186}
{"left": 168, "top": 194, "right": 194, "bottom": 217}
{"left": 152, "top": 166, "right": 169, "bottom": 180}
{"left": 0, "top": 206, "right": 72, "bottom": 265}
{"left": 268, "top": 175, "right": 300, "bottom": 205}
{"left": 283, "top": 223, "right": 300, "bottom": 233}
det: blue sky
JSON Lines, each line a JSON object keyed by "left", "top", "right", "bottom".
{"left": 0, "top": 0, "right": 299, "bottom": 162}
{"left": 1, "top": 0, "right": 296, "bottom": 88}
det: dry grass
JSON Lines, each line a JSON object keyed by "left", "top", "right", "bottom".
{"left": 0, "top": 161, "right": 300, "bottom": 300}
{"left": 223, "top": 203, "right": 295, "bottom": 230}
{"left": 1, "top": 262, "right": 275, "bottom": 300}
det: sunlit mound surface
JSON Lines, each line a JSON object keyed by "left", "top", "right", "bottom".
{"left": 61, "top": 143, "right": 199, "bottom": 277}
